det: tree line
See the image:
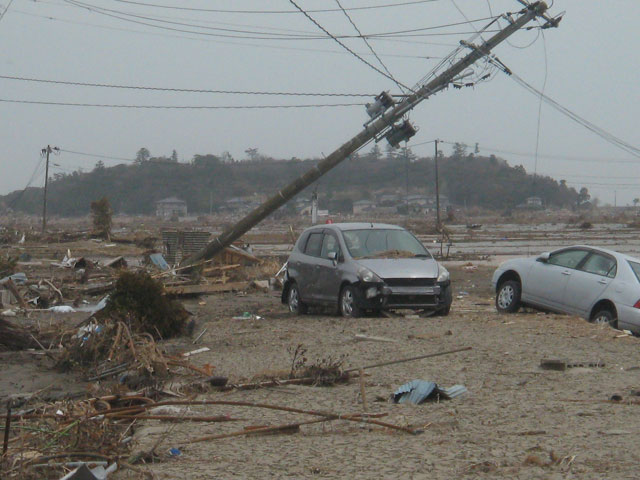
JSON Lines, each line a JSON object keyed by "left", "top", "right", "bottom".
{"left": 0, "top": 146, "right": 580, "bottom": 216}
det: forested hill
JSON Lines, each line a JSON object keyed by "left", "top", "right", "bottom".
{"left": 1, "top": 150, "right": 578, "bottom": 216}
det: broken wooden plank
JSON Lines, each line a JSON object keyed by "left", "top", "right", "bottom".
{"left": 354, "top": 334, "right": 397, "bottom": 343}
{"left": 164, "top": 282, "right": 247, "bottom": 296}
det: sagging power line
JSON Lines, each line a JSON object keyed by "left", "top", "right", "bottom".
{"left": 0, "top": 98, "right": 364, "bottom": 109}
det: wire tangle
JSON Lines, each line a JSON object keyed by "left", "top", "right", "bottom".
{"left": 333, "top": 0, "right": 408, "bottom": 93}
{"left": 287, "top": 0, "right": 413, "bottom": 91}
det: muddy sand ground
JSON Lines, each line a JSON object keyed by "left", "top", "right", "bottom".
{"left": 68, "top": 264, "right": 640, "bottom": 479}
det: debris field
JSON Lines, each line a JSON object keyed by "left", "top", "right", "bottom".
{"left": 2, "top": 220, "right": 640, "bottom": 479}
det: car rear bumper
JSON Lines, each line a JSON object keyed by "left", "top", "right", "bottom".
{"left": 617, "top": 304, "right": 640, "bottom": 332}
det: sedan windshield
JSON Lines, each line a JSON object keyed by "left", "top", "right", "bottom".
{"left": 342, "top": 229, "right": 430, "bottom": 259}
{"left": 629, "top": 261, "right": 640, "bottom": 283}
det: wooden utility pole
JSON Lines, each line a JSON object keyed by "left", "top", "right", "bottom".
{"left": 180, "top": 2, "right": 554, "bottom": 268}
{"left": 434, "top": 139, "right": 440, "bottom": 229}
{"left": 41, "top": 145, "right": 54, "bottom": 233}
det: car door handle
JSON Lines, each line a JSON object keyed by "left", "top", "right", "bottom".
{"left": 598, "top": 279, "right": 608, "bottom": 285}
{"left": 562, "top": 270, "right": 571, "bottom": 276}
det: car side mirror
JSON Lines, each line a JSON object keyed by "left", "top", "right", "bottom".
{"left": 537, "top": 252, "right": 550, "bottom": 263}
{"left": 327, "top": 251, "right": 338, "bottom": 261}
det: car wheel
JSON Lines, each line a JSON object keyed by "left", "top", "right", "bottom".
{"left": 591, "top": 309, "right": 617, "bottom": 329}
{"left": 496, "top": 280, "right": 521, "bottom": 313}
{"left": 339, "top": 285, "right": 361, "bottom": 318}
{"left": 287, "top": 283, "right": 307, "bottom": 315}
{"left": 435, "top": 304, "right": 451, "bottom": 316}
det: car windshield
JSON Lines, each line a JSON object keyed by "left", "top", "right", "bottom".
{"left": 629, "top": 261, "right": 640, "bottom": 282}
{"left": 341, "top": 228, "right": 430, "bottom": 259}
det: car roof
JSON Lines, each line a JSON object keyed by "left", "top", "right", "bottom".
{"left": 557, "top": 245, "right": 640, "bottom": 263}
{"left": 301, "top": 222, "right": 405, "bottom": 234}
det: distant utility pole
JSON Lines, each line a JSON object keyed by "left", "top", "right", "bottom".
{"left": 41, "top": 145, "right": 59, "bottom": 233}
{"left": 434, "top": 139, "right": 440, "bottom": 229}
{"left": 181, "top": 2, "right": 555, "bottom": 268}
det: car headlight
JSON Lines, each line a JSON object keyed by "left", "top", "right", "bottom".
{"left": 358, "top": 267, "right": 381, "bottom": 283}
{"left": 437, "top": 264, "right": 450, "bottom": 283}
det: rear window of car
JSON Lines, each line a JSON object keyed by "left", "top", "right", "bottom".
{"left": 629, "top": 261, "right": 640, "bottom": 282}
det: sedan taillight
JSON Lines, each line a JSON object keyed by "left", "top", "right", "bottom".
{"left": 634, "top": 300, "right": 640, "bottom": 309}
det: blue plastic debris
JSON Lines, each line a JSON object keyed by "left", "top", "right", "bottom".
{"left": 169, "top": 448, "right": 182, "bottom": 457}
{"left": 149, "top": 253, "right": 170, "bottom": 271}
{"left": 393, "top": 380, "right": 467, "bottom": 404}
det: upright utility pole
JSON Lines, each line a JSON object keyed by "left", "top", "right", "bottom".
{"left": 434, "top": 139, "right": 440, "bottom": 229}
{"left": 41, "top": 145, "right": 53, "bottom": 233}
{"left": 181, "top": 2, "right": 553, "bottom": 268}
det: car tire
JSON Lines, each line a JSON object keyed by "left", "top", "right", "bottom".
{"left": 591, "top": 309, "right": 617, "bottom": 329}
{"left": 339, "top": 285, "right": 361, "bottom": 318}
{"left": 435, "top": 304, "right": 451, "bottom": 316}
{"left": 287, "top": 283, "right": 307, "bottom": 315}
{"left": 496, "top": 280, "right": 521, "bottom": 313}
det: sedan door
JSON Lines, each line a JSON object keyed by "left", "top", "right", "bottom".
{"left": 563, "top": 252, "right": 617, "bottom": 317}
{"left": 524, "top": 248, "right": 590, "bottom": 311}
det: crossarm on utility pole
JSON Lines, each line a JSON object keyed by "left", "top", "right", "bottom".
{"left": 180, "top": 2, "right": 549, "bottom": 269}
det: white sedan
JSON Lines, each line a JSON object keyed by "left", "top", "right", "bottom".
{"left": 491, "top": 245, "right": 640, "bottom": 332}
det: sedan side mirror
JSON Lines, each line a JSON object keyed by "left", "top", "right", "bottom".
{"left": 327, "top": 251, "right": 338, "bottom": 261}
{"left": 537, "top": 252, "right": 550, "bottom": 263}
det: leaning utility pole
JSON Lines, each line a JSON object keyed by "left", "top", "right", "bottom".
{"left": 181, "top": 1, "right": 556, "bottom": 268}
{"left": 41, "top": 145, "right": 57, "bottom": 233}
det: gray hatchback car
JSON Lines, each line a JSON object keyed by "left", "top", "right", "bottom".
{"left": 282, "top": 223, "right": 452, "bottom": 317}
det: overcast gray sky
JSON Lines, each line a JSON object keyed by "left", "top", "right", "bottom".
{"left": 1, "top": 0, "right": 639, "bottom": 205}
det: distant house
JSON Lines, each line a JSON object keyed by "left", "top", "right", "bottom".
{"left": 526, "top": 196, "right": 543, "bottom": 207}
{"left": 353, "top": 200, "right": 376, "bottom": 214}
{"left": 405, "top": 194, "right": 429, "bottom": 207}
{"left": 156, "top": 197, "right": 187, "bottom": 219}
{"left": 516, "top": 196, "right": 544, "bottom": 210}
{"left": 378, "top": 193, "right": 399, "bottom": 205}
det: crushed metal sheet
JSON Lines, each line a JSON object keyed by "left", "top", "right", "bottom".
{"left": 394, "top": 380, "right": 437, "bottom": 405}
{"left": 393, "top": 380, "right": 468, "bottom": 404}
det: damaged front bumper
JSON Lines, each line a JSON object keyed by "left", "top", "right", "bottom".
{"left": 354, "top": 279, "right": 452, "bottom": 311}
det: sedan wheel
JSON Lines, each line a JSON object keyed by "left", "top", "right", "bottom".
{"left": 287, "top": 283, "right": 307, "bottom": 315}
{"left": 339, "top": 285, "right": 361, "bottom": 318}
{"left": 591, "top": 309, "right": 617, "bottom": 329}
{"left": 496, "top": 280, "right": 521, "bottom": 313}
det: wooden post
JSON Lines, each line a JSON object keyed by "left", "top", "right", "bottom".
{"left": 359, "top": 368, "right": 368, "bottom": 413}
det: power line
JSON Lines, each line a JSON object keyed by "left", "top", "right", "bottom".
{"left": 11, "top": 9, "right": 452, "bottom": 58}
{"left": 489, "top": 58, "right": 640, "bottom": 159}
{"left": 288, "top": 0, "right": 413, "bottom": 91}
{"left": 333, "top": 0, "right": 406, "bottom": 93}
{"left": 0, "top": 74, "right": 376, "bottom": 97}
{"left": 0, "top": 0, "right": 14, "bottom": 23}
{"left": 0, "top": 98, "right": 364, "bottom": 109}
{"left": 435, "top": 140, "right": 640, "bottom": 164}
{"left": 533, "top": 30, "right": 548, "bottom": 181}
{"left": 59, "top": 149, "right": 135, "bottom": 162}
{"left": 109, "top": 0, "right": 441, "bottom": 14}
{"left": 8, "top": 154, "right": 45, "bottom": 209}
{"left": 61, "top": 0, "right": 497, "bottom": 41}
